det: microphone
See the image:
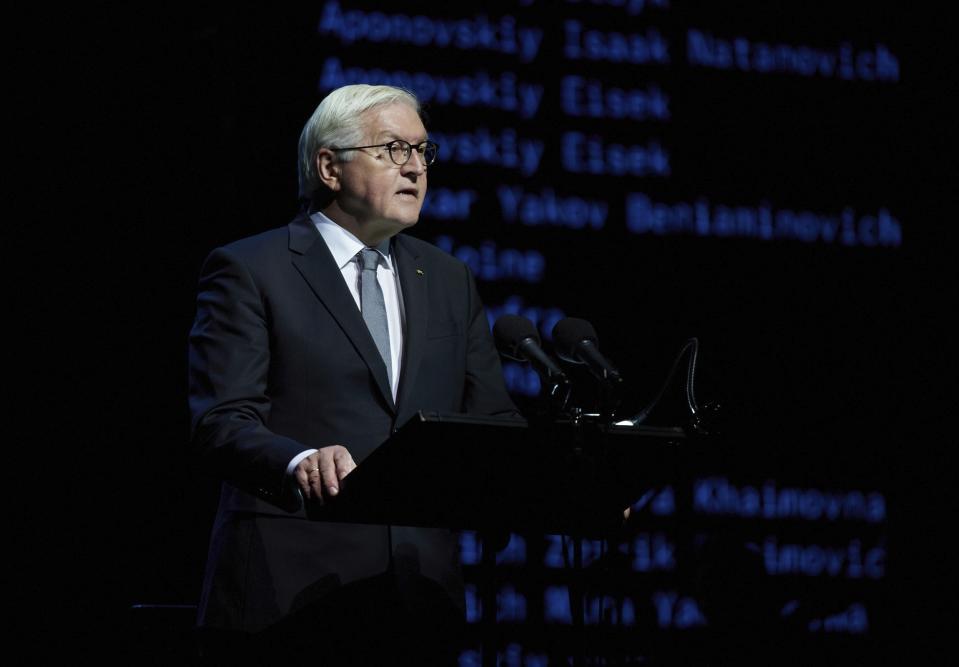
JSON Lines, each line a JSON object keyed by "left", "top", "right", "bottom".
{"left": 494, "top": 315, "right": 572, "bottom": 414}
{"left": 551, "top": 317, "right": 624, "bottom": 388}
{"left": 493, "top": 315, "right": 569, "bottom": 387}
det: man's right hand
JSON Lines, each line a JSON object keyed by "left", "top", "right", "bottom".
{"left": 294, "top": 445, "right": 357, "bottom": 504}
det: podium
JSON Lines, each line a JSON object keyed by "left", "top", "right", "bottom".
{"left": 306, "top": 410, "right": 687, "bottom": 535}
{"left": 303, "top": 411, "right": 890, "bottom": 665}
{"left": 304, "top": 411, "right": 688, "bottom": 666}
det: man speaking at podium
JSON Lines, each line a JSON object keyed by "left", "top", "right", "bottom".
{"left": 188, "top": 84, "right": 518, "bottom": 664}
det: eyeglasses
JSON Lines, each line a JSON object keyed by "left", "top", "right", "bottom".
{"left": 331, "top": 140, "right": 439, "bottom": 166}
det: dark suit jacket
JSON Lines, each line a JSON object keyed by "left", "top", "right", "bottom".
{"left": 188, "top": 212, "right": 518, "bottom": 634}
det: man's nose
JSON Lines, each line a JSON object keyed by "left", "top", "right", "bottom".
{"left": 403, "top": 149, "right": 427, "bottom": 175}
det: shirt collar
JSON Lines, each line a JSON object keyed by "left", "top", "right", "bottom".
{"left": 310, "top": 211, "right": 394, "bottom": 271}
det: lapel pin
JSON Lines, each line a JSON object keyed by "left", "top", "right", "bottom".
{"left": 416, "top": 269, "right": 424, "bottom": 276}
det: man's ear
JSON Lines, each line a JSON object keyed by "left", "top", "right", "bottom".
{"left": 315, "top": 149, "right": 341, "bottom": 192}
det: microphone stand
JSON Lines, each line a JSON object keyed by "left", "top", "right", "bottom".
{"left": 598, "top": 375, "right": 623, "bottom": 427}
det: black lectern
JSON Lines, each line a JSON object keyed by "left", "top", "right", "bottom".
{"left": 302, "top": 411, "right": 890, "bottom": 665}
{"left": 305, "top": 411, "right": 686, "bottom": 667}
{"left": 306, "top": 410, "right": 686, "bottom": 535}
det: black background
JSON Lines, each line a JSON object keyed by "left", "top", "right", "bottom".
{"left": 12, "top": 2, "right": 956, "bottom": 660}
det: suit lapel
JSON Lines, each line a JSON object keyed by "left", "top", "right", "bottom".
{"left": 288, "top": 214, "right": 395, "bottom": 413}
{"left": 393, "top": 235, "right": 427, "bottom": 416}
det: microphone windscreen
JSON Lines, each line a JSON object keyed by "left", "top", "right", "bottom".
{"left": 493, "top": 314, "right": 540, "bottom": 360}
{"left": 551, "top": 317, "right": 598, "bottom": 361}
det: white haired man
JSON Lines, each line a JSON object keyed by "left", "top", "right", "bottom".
{"left": 189, "top": 84, "right": 518, "bottom": 664}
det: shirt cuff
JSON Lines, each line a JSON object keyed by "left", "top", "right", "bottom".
{"left": 286, "top": 448, "right": 318, "bottom": 478}
{"left": 285, "top": 449, "right": 318, "bottom": 510}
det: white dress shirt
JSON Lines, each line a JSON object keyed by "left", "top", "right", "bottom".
{"left": 285, "top": 211, "right": 407, "bottom": 481}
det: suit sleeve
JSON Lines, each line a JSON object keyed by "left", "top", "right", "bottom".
{"left": 461, "top": 264, "right": 524, "bottom": 419}
{"left": 188, "top": 246, "right": 305, "bottom": 511}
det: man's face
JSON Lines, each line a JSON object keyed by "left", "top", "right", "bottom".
{"left": 333, "top": 103, "right": 429, "bottom": 238}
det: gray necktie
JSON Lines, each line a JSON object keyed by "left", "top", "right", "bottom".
{"left": 358, "top": 248, "right": 392, "bottom": 386}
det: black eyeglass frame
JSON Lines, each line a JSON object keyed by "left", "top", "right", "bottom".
{"left": 329, "top": 140, "right": 439, "bottom": 166}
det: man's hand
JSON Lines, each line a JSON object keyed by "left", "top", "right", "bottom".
{"left": 295, "top": 445, "right": 356, "bottom": 504}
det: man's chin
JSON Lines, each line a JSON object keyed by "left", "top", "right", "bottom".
{"left": 390, "top": 209, "right": 422, "bottom": 230}
{"left": 377, "top": 215, "right": 420, "bottom": 238}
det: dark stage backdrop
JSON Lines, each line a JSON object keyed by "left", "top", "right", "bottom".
{"left": 32, "top": 1, "right": 954, "bottom": 662}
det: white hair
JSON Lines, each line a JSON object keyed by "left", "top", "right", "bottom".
{"left": 297, "top": 84, "right": 421, "bottom": 200}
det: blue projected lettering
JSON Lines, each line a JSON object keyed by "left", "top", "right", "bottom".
{"left": 319, "top": 1, "right": 543, "bottom": 63}
{"left": 565, "top": 0, "right": 670, "bottom": 16}
{"left": 652, "top": 592, "right": 707, "bottom": 629}
{"left": 434, "top": 236, "right": 546, "bottom": 284}
{"left": 809, "top": 603, "right": 869, "bottom": 634}
{"left": 464, "top": 584, "right": 482, "bottom": 623}
{"left": 544, "top": 586, "right": 572, "bottom": 624}
{"left": 496, "top": 533, "right": 527, "bottom": 565}
{"left": 564, "top": 20, "right": 670, "bottom": 64}
{"left": 583, "top": 595, "right": 637, "bottom": 627}
{"left": 498, "top": 185, "right": 607, "bottom": 230}
{"left": 459, "top": 530, "right": 481, "bottom": 565}
{"left": 562, "top": 132, "right": 671, "bottom": 177}
{"left": 498, "top": 186, "right": 608, "bottom": 230}
{"left": 631, "top": 486, "right": 676, "bottom": 515}
{"left": 561, "top": 75, "right": 670, "bottom": 121}
{"left": 428, "top": 128, "right": 544, "bottom": 176}
{"left": 544, "top": 536, "right": 567, "bottom": 568}
{"left": 501, "top": 361, "right": 541, "bottom": 397}
{"left": 420, "top": 187, "right": 477, "bottom": 220}
{"left": 449, "top": 584, "right": 530, "bottom": 624}
{"left": 692, "top": 477, "right": 887, "bottom": 523}
{"left": 651, "top": 485, "right": 675, "bottom": 515}
{"left": 544, "top": 586, "right": 638, "bottom": 627}
{"left": 633, "top": 532, "right": 676, "bottom": 572}
{"left": 319, "top": 58, "right": 544, "bottom": 118}
{"left": 627, "top": 194, "right": 903, "bottom": 247}
{"left": 486, "top": 296, "right": 566, "bottom": 341}
{"left": 458, "top": 531, "right": 528, "bottom": 566}
{"left": 687, "top": 29, "right": 900, "bottom": 83}
{"left": 459, "top": 644, "right": 548, "bottom": 667}
{"left": 544, "top": 535, "right": 613, "bottom": 569}
{"left": 497, "top": 585, "right": 527, "bottom": 622}
{"left": 548, "top": 587, "right": 705, "bottom": 629}
{"left": 763, "top": 538, "right": 885, "bottom": 579}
